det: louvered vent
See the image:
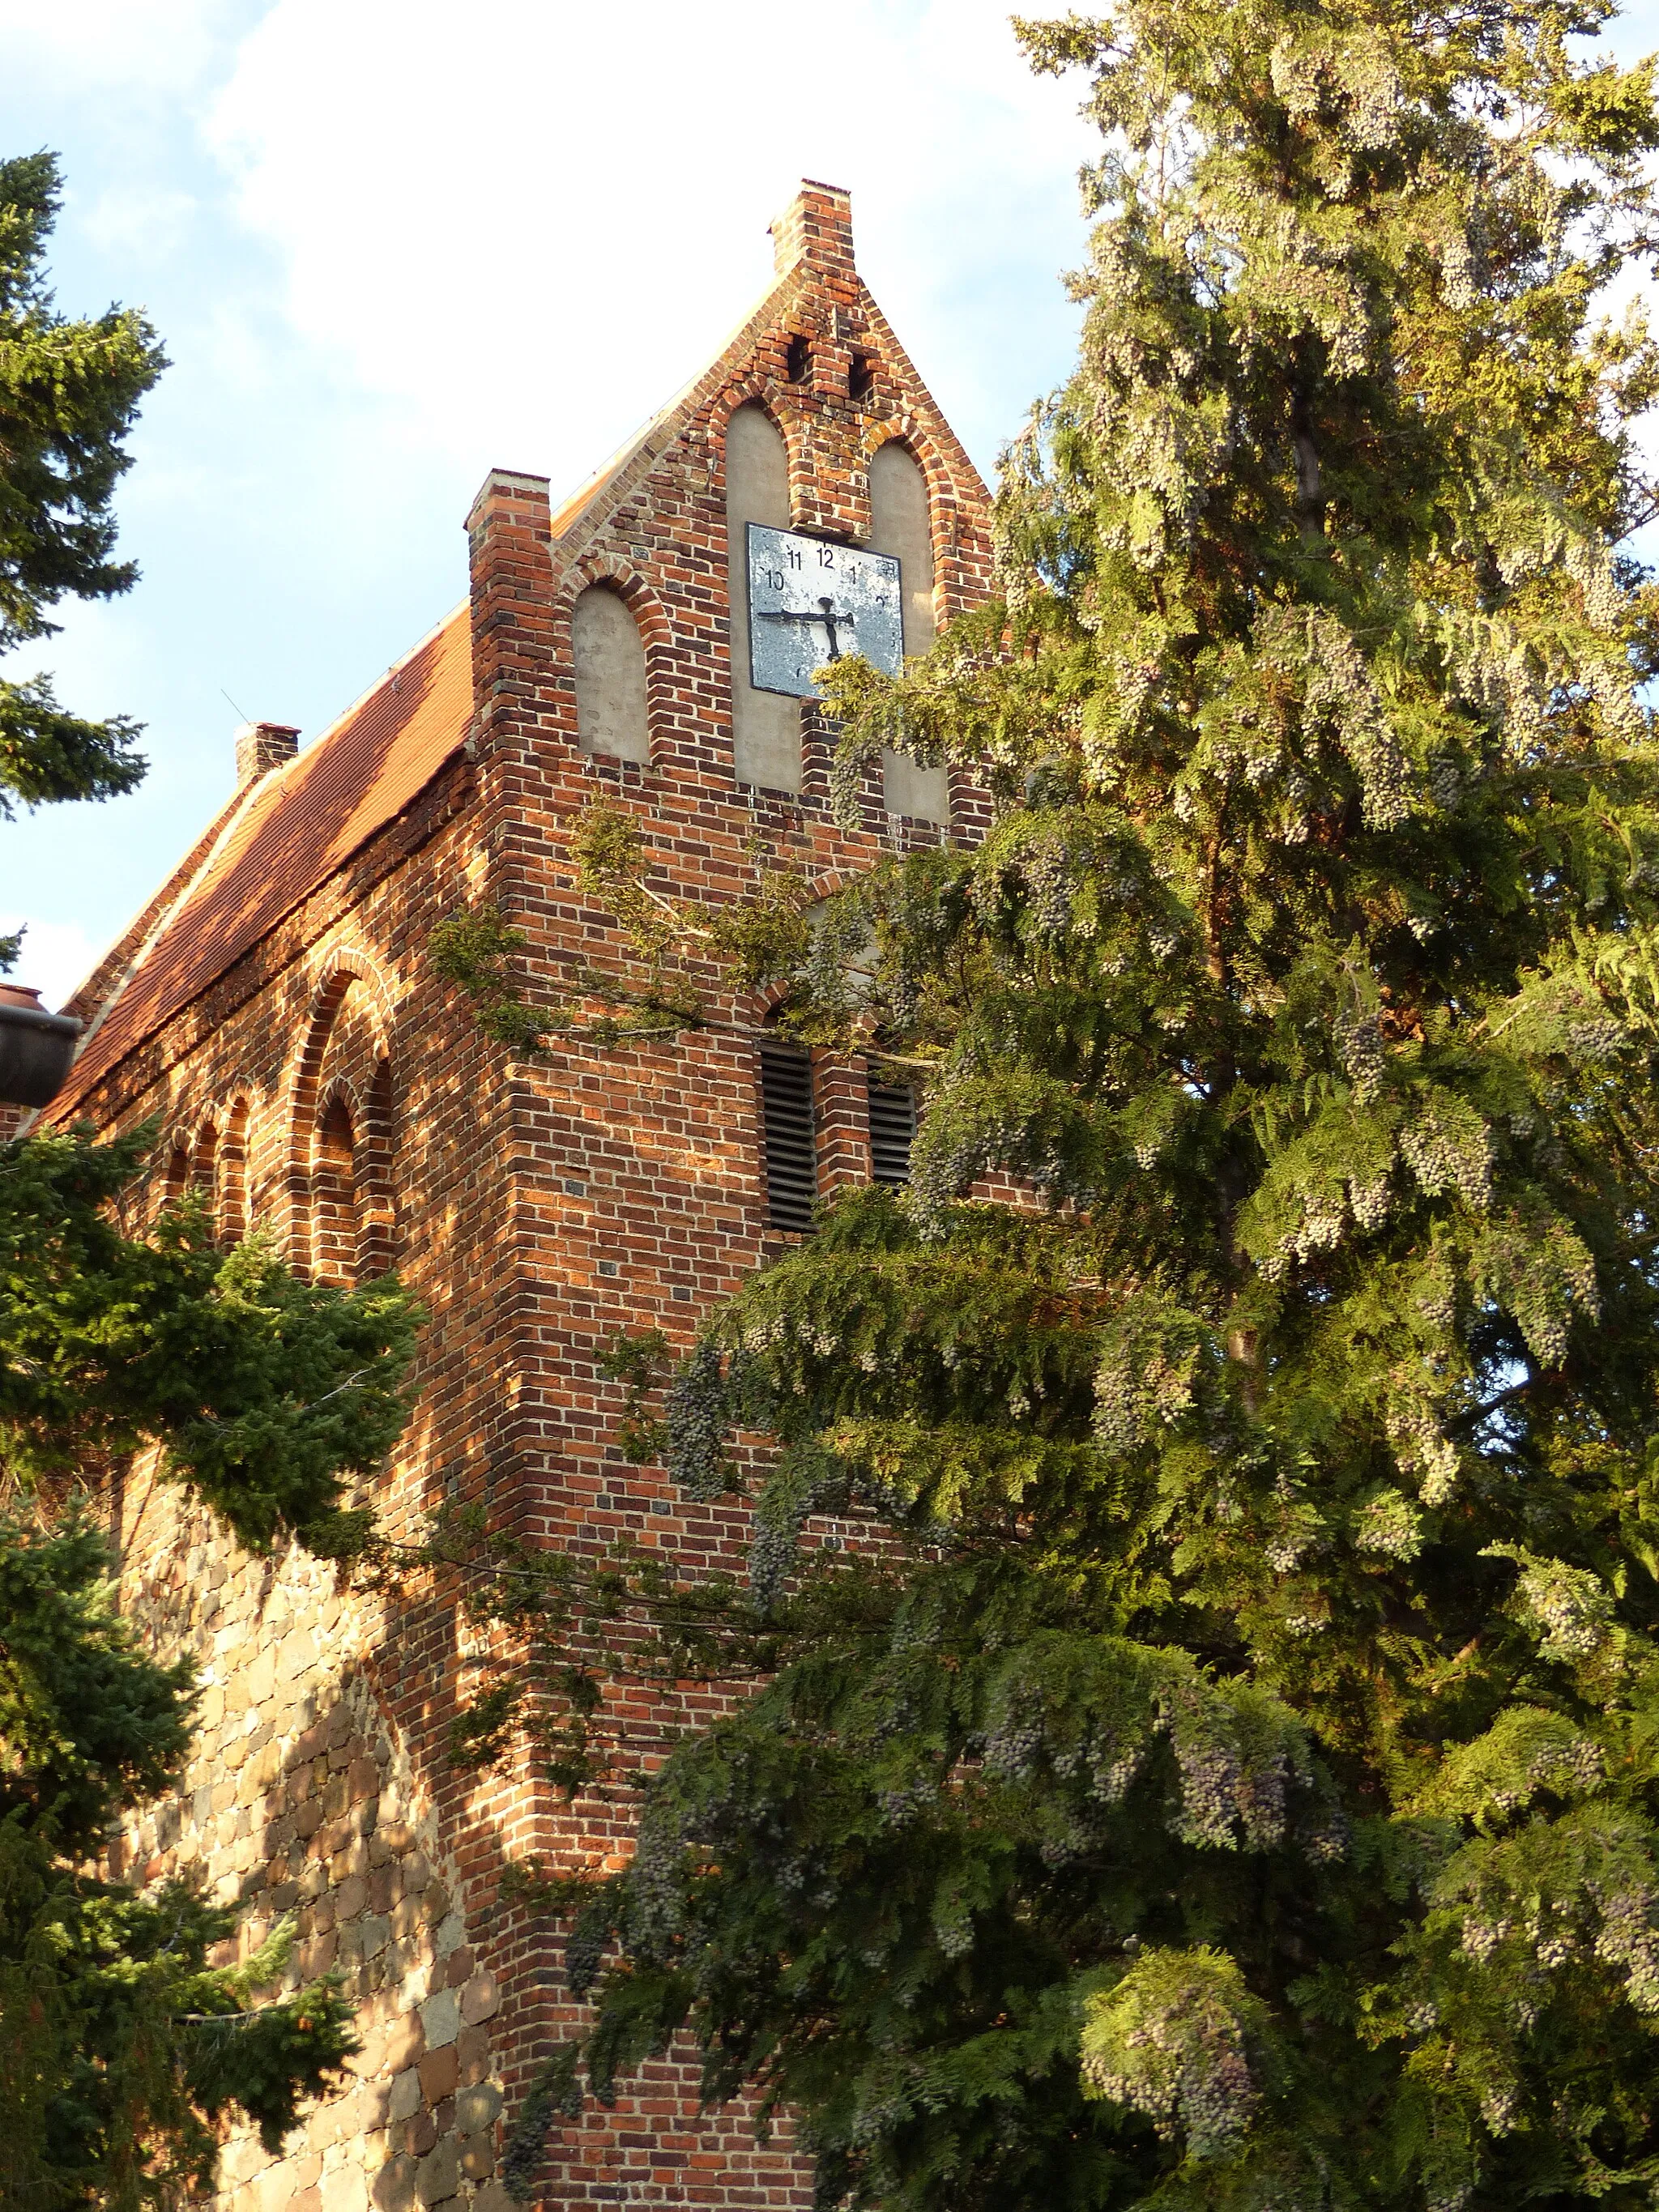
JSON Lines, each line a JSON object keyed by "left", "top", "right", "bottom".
{"left": 868, "top": 1073, "right": 918, "bottom": 1188}
{"left": 759, "top": 1043, "right": 818, "bottom": 1234}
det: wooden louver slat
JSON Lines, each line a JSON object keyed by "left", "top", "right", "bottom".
{"left": 868, "top": 1073, "right": 917, "bottom": 1188}
{"left": 759, "top": 1043, "right": 817, "bottom": 1234}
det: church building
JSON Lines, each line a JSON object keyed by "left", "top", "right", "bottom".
{"left": 44, "top": 183, "right": 992, "bottom": 2212}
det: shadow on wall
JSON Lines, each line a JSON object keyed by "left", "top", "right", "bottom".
{"left": 106, "top": 1477, "right": 510, "bottom": 2212}
{"left": 244, "top": 1669, "right": 506, "bottom": 2210}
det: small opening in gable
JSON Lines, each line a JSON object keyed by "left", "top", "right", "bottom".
{"left": 849, "top": 354, "right": 876, "bottom": 403}
{"left": 786, "top": 334, "right": 812, "bottom": 386}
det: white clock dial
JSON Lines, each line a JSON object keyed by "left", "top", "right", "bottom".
{"left": 747, "top": 525, "right": 903, "bottom": 699}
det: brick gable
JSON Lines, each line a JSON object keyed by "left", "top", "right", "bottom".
{"left": 54, "top": 181, "right": 992, "bottom": 2212}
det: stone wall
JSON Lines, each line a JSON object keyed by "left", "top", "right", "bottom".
{"left": 113, "top": 1481, "right": 508, "bottom": 2212}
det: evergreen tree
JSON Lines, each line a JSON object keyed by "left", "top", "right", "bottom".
{"left": 0, "top": 151, "right": 164, "bottom": 816}
{"left": 1, "top": 1127, "right": 417, "bottom": 1558}
{"left": 0, "top": 160, "right": 418, "bottom": 2199}
{"left": 0, "top": 1508, "right": 356, "bottom": 2211}
{"left": 0, "top": 1138, "right": 417, "bottom": 2208}
{"left": 458, "top": 3, "right": 1659, "bottom": 2207}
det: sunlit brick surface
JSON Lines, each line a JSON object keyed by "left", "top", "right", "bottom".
{"left": 49, "top": 183, "right": 991, "bottom": 2212}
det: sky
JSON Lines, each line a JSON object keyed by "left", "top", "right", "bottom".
{"left": 0, "top": 0, "right": 1657, "bottom": 1009}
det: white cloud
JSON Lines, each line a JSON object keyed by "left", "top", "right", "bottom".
{"left": 0, "top": 916, "right": 106, "bottom": 1012}
{"left": 0, "top": 0, "right": 230, "bottom": 92}
{"left": 202, "top": 0, "right": 1097, "bottom": 486}
{"left": 80, "top": 184, "right": 200, "bottom": 265}
{"left": 6, "top": 0, "right": 1657, "bottom": 963}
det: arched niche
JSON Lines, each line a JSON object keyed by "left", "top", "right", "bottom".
{"left": 313, "top": 1088, "right": 359, "bottom": 1286}
{"left": 288, "top": 957, "right": 396, "bottom": 1280}
{"left": 869, "top": 441, "right": 949, "bottom": 825}
{"left": 725, "top": 403, "right": 801, "bottom": 793}
{"left": 190, "top": 1118, "right": 218, "bottom": 1204}
{"left": 162, "top": 1140, "right": 190, "bottom": 1212}
{"left": 573, "top": 585, "right": 649, "bottom": 763}
{"left": 221, "top": 1095, "right": 250, "bottom": 1246}
{"left": 357, "top": 1054, "right": 396, "bottom": 1279}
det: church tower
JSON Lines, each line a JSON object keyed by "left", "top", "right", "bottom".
{"left": 45, "top": 183, "right": 992, "bottom": 2212}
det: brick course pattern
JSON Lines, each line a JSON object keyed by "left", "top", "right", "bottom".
{"left": 42, "top": 182, "right": 992, "bottom": 2210}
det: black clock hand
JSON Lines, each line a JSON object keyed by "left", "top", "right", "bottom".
{"left": 756, "top": 598, "right": 855, "bottom": 658}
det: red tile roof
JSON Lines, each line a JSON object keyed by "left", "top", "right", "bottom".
{"left": 53, "top": 605, "right": 472, "bottom": 1116}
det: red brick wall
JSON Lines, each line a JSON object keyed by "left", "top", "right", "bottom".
{"left": 62, "top": 182, "right": 992, "bottom": 2212}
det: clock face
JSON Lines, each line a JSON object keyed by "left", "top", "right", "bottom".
{"left": 747, "top": 524, "right": 903, "bottom": 698}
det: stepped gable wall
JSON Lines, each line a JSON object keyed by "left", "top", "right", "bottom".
{"left": 46, "top": 181, "right": 992, "bottom": 2211}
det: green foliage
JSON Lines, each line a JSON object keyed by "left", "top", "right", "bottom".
{"left": 365, "top": 1500, "right": 768, "bottom": 1805}
{"left": 0, "top": 151, "right": 164, "bottom": 816}
{"left": 450, "top": 2, "right": 1659, "bottom": 2206}
{"left": 430, "top": 876, "right": 702, "bottom": 1051}
{"left": 0, "top": 151, "right": 391, "bottom": 2198}
{"left": 597, "top": 1327, "right": 674, "bottom": 1464}
{"left": 429, "top": 901, "right": 562, "bottom": 1052}
{"left": 0, "top": 1505, "right": 192, "bottom": 1856}
{"left": 0, "top": 1128, "right": 418, "bottom": 2199}
{"left": 431, "top": 798, "right": 812, "bottom": 1052}
{"left": 1079, "top": 1948, "right": 1277, "bottom": 2162}
{"left": 0, "top": 1508, "right": 356, "bottom": 2210}
{"left": 0, "top": 1123, "right": 418, "bottom": 1554}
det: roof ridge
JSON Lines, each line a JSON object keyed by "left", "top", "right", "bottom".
{"left": 49, "top": 599, "right": 471, "bottom": 1089}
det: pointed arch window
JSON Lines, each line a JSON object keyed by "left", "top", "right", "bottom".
{"left": 726, "top": 403, "right": 800, "bottom": 793}
{"left": 190, "top": 1119, "right": 217, "bottom": 1204}
{"left": 162, "top": 1140, "right": 190, "bottom": 1210}
{"left": 221, "top": 1096, "right": 250, "bottom": 1245}
{"left": 357, "top": 1055, "right": 396, "bottom": 1278}
{"left": 313, "top": 1091, "right": 359, "bottom": 1285}
{"left": 291, "top": 965, "right": 397, "bottom": 1281}
{"left": 869, "top": 441, "right": 948, "bottom": 825}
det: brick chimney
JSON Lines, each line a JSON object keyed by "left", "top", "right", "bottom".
{"left": 770, "top": 180, "right": 855, "bottom": 278}
{"left": 235, "top": 721, "right": 300, "bottom": 787}
{"left": 464, "top": 467, "right": 554, "bottom": 773}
